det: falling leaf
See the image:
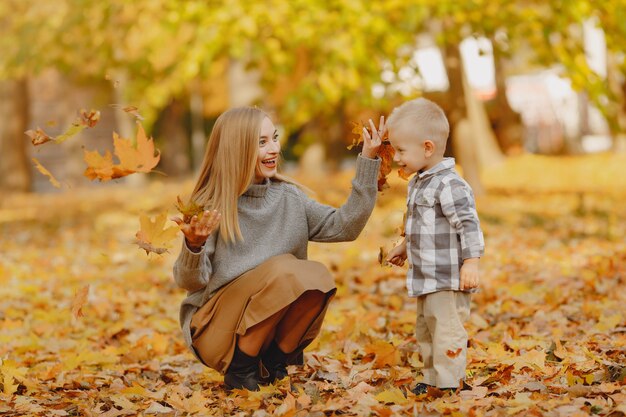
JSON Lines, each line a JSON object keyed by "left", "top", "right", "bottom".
{"left": 70, "top": 285, "right": 90, "bottom": 319}
{"left": 78, "top": 109, "right": 101, "bottom": 128}
{"left": 84, "top": 123, "right": 161, "bottom": 181}
{"left": 26, "top": 109, "right": 100, "bottom": 146}
{"left": 32, "top": 158, "right": 61, "bottom": 188}
{"left": 135, "top": 212, "right": 179, "bottom": 255}
{"left": 25, "top": 128, "right": 53, "bottom": 146}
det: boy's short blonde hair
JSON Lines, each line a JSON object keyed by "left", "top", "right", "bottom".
{"left": 387, "top": 98, "right": 450, "bottom": 153}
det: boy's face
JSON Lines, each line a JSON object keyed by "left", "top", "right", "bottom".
{"left": 388, "top": 124, "right": 432, "bottom": 176}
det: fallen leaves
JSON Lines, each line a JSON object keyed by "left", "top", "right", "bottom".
{"left": 1, "top": 155, "right": 626, "bottom": 415}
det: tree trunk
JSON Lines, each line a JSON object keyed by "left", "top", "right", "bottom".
{"left": 443, "top": 42, "right": 485, "bottom": 195}
{"left": 0, "top": 78, "right": 31, "bottom": 192}
{"left": 158, "top": 97, "right": 191, "bottom": 177}
{"left": 492, "top": 46, "right": 524, "bottom": 153}
{"left": 189, "top": 80, "right": 205, "bottom": 170}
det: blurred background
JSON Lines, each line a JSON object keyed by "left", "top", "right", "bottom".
{"left": 0, "top": 0, "right": 625, "bottom": 193}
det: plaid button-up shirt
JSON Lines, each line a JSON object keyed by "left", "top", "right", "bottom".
{"left": 405, "top": 158, "right": 484, "bottom": 296}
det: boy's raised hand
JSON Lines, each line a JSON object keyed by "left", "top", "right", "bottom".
{"left": 362, "top": 116, "right": 386, "bottom": 159}
{"left": 460, "top": 258, "right": 480, "bottom": 290}
{"left": 171, "top": 210, "right": 221, "bottom": 252}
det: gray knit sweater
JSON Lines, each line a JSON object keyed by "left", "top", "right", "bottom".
{"left": 173, "top": 155, "right": 381, "bottom": 349}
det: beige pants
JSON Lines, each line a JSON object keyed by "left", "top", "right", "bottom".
{"left": 415, "top": 290, "right": 471, "bottom": 388}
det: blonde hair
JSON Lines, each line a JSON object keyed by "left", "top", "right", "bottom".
{"left": 191, "top": 107, "right": 263, "bottom": 244}
{"left": 387, "top": 98, "right": 450, "bottom": 153}
{"left": 191, "top": 107, "right": 296, "bottom": 244}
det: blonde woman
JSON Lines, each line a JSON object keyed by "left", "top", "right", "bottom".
{"left": 172, "top": 107, "right": 383, "bottom": 390}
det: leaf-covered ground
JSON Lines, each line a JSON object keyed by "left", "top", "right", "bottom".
{"left": 1, "top": 154, "right": 625, "bottom": 416}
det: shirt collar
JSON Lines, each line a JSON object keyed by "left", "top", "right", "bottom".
{"left": 417, "top": 157, "right": 456, "bottom": 180}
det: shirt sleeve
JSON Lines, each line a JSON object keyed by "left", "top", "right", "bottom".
{"left": 172, "top": 233, "right": 216, "bottom": 292}
{"left": 439, "top": 178, "right": 485, "bottom": 259}
{"left": 303, "top": 154, "right": 380, "bottom": 242}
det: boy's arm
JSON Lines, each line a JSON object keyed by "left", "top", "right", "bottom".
{"left": 439, "top": 179, "right": 485, "bottom": 260}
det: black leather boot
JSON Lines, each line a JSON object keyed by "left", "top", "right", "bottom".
{"left": 224, "top": 346, "right": 260, "bottom": 391}
{"left": 261, "top": 340, "right": 289, "bottom": 383}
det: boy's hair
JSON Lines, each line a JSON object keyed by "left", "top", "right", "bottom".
{"left": 387, "top": 98, "right": 450, "bottom": 153}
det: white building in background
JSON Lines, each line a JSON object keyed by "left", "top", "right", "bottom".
{"left": 375, "top": 28, "right": 612, "bottom": 154}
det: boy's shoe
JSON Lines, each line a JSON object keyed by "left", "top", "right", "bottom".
{"left": 224, "top": 346, "right": 260, "bottom": 391}
{"left": 260, "top": 340, "right": 289, "bottom": 383}
{"left": 410, "top": 383, "right": 433, "bottom": 395}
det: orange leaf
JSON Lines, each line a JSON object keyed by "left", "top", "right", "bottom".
{"left": 83, "top": 123, "right": 160, "bottom": 181}
{"left": 71, "top": 285, "right": 90, "bottom": 319}
{"left": 25, "top": 128, "right": 53, "bottom": 146}
{"left": 32, "top": 158, "right": 61, "bottom": 188}
{"left": 79, "top": 109, "right": 101, "bottom": 128}
{"left": 446, "top": 348, "right": 463, "bottom": 358}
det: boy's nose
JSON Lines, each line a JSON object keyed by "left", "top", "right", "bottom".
{"left": 393, "top": 153, "right": 400, "bottom": 162}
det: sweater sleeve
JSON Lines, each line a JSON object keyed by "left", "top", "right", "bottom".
{"left": 172, "top": 233, "right": 216, "bottom": 292}
{"left": 304, "top": 154, "right": 380, "bottom": 242}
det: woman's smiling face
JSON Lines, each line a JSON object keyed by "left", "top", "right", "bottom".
{"left": 255, "top": 117, "right": 280, "bottom": 183}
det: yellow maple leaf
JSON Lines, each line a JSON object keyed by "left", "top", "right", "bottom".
{"left": 365, "top": 339, "right": 402, "bottom": 368}
{"left": 135, "top": 212, "right": 179, "bottom": 255}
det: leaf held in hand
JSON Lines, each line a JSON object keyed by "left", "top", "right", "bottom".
{"left": 348, "top": 120, "right": 394, "bottom": 191}
{"left": 135, "top": 212, "right": 179, "bottom": 255}
{"left": 175, "top": 196, "right": 204, "bottom": 223}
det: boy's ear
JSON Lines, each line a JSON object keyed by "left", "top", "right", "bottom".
{"left": 424, "top": 140, "right": 436, "bottom": 157}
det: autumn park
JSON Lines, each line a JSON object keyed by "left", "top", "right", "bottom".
{"left": 1, "top": 1, "right": 625, "bottom": 416}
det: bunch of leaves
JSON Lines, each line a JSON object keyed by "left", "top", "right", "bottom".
{"left": 134, "top": 212, "right": 179, "bottom": 255}
{"left": 174, "top": 196, "right": 204, "bottom": 223}
{"left": 84, "top": 123, "right": 161, "bottom": 182}
{"left": 25, "top": 109, "right": 100, "bottom": 146}
{"left": 348, "top": 121, "right": 399, "bottom": 191}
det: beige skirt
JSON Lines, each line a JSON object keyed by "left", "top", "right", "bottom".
{"left": 190, "top": 254, "right": 336, "bottom": 374}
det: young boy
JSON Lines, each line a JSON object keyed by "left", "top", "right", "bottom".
{"left": 385, "top": 98, "right": 485, "bottom": 395}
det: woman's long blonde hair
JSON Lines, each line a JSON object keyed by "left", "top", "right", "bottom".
{"left": 191, "top": 107, "right": 288, "bottom": 244}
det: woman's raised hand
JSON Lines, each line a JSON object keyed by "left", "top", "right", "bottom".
{"left": 172, "top": 210, "right": 221, "bottom": 251}
{"left": 362, "top": 116, "right": 386, "bottom": 159}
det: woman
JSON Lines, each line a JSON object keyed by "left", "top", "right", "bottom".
{"left": 172, "top": 107, "right": 383, "bottom": 390}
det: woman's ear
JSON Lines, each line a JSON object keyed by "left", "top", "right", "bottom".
{"left": 424, "top": 140, "right": 436, "bottom": 157}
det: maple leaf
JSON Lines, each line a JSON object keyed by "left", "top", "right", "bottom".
{"left": 84, "top": 123, "right": 161, "bottom": 181}
{"left": 70, "top": 284, "right": 90, "bottom": 319}
{"left": 32, "top": 158, "right": 61, "bottom": 188}
{"left": 175, "top": 195, "right": 204, "bottom": 223}
{"left": 135, "top": 212, "right": 179, "bottom": 255}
